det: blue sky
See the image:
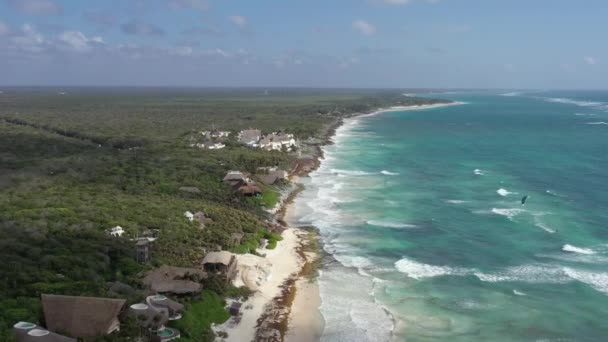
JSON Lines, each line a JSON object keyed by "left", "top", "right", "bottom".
{"left": 0, "top": 0, "right": 606, "bottom": 88}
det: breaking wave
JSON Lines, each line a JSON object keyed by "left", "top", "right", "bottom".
{"left": 491, "top": 208, "right": 524, "bottom": 220}
{"left": 445, "top": 199, "right": 467, "bottom": 204}
{"left": 501, "top": 92, "right": 522, "bottom": 97}
{"left": 586, "top": 122, "right": 608, "bottom": 125}
{"left": 367, "top": 220, "right": 418, "bottom": 229}
{"left": 395, "top": 258, "right": 468, "bottom": 279}
{"left": 544, "top": 97, "right": 604, "bottom": 107}
{"left": 330, "top": 169, "right": 372, "bottom": 176}
{"left": 496, "top": 188, "right": 515, "bottom": 196}
{"left": 381, "top": 170, "right": 400, "bottom": 176}
{"left": 474, "top": 169, "right": 485, "bottom": 175}
{"left": 563, "top": 244, "right": 595, "bottom": 255}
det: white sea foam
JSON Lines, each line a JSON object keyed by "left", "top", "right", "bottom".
{"left": 544, "top": 97, "right": 604, "bottom": 107}
{"left": 367, "top": 220, "right": 418, "bottom": 229}
{"left": 563, "top": 244, "right": 595, "bottom": 255}
{"left": 473, "top": 169, "right": 485, "bottom": 175}
{"left": 586, "top": 121, "right": 608, "bottom": 125}
{"left": 474, "top": 265, "right": 570, "bottom": 284}
{"left": 380, "top": 170, "right": 400, "bottom": 176}
{"left": 535, "top": 222, "right": 556, "bottom": 233}
{"left": 395, "top": 258, "right": 467, "bottom": 279}
{"left": 563, "top": 268, "right": 608, "bottom": 294}
{"left": 445, "top": 199, "right": 467, "bottom": 204}
{"left": 513, "top": 289, "right": 526, "bottom": 296}
{"left": 501, "top": 92, "right": 522, "bottom": 97}
{"left": 330, "top": 169, "right": 371, "bottom": 176}
{"left": 575, "top": 113, "right": 599, "bottom": 117}
{"left": 496, "top": 188, "right": 514, "bottom": 196}
{"left": 491, "top": 208, "right": 524, "bottom": 220}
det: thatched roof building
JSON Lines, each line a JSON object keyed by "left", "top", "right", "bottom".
{"left": 142, "top": 265, "right": 206, "bottom": 295}
{"left": 41, "top": 294, "right": 125, "bottom": 338}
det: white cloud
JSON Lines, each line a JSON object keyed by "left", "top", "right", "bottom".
{"left": 230, "top": 15, "right": 247, "bottom": 29}
{"left": 584, "top": 56, "right": 597, "bottom": 65}
{"left": 58, "top": 31, "right": 104, "bottom": 52}
{"left": 352, "top": 20, "right": 376, "bottom": 36}
{"left": 11, "top": 24, "right": 45, "bottom": 52}
{"left": 203, "top": 48, "right": 231, "bottom": 58}
{"left": 169, "top": 46, "right": 194, "bottom": 56}
{"left": 0, "top": 20, "right": 9, "bottom": 36}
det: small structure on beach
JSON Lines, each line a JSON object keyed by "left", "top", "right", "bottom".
{"left": 142, "top": 265, "right": 206, "bottom": 295}
{"left": 229, "top": 302, "right": 242, "bottom": 316}
{"left": 41, "top": 294, "right": 125, "bottom": 339}
{"left": 107, "top": 226, "right": 125, "bottom": 237}
{"left": 202, "top": 251, "right": 238, "bottom": 279}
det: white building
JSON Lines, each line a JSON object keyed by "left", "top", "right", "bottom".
{"left": 108, "top": 226, "right": 125, "bottom": 237}
{"left": 201, "top": 130, "right": 231, "bottom": 139}
{"left": 259, "top": 132, "right": 297, "bottom": 151}
{"left": 195, "top": 142, "right": 226, "bottom": 150}
{"left": 184, "top": 211, "right": 194, "bottom": 222}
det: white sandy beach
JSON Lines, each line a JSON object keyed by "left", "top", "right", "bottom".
{"left": 215, "top": 228, "right": 304, "bottom": 342}
{"left": 284, "top": 249, "right": 323, "bottom": 342}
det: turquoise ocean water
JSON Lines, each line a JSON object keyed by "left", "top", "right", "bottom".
{"left": 288, "top": 91, "right": 608, "bottom": 341}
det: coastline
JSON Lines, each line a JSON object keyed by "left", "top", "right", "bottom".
{"left": 281, "top": 100, "right": 464, "bottom": 341}
{"left": 217, "top": 100, "right": 461, "bottom": 342}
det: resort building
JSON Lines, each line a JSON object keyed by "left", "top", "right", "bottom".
{"left": 256, "top": 167, "right": 289, "bottom": 185}
{"left": 142, "top": 265, "right": 206, "bottom": 295}
{"left": 40, "top": 294, "right": 125, "bottom": 339}
{"left": 223, "top": 171, "right": 262, "bottom": 196}
{"left": 13, "top": 321, "right": 75, "bottom": 342}
{"left": 223, "top": 171, "right": 249, "bottom": 185}
{"left": 238, "top": 128, "right": 262, "bottom": 147}
{"left": 129, "top": 295, "right": 183, "bottom": 341}
{"left": 259, "top": 132, "right": 297, "bottom": 151}
{"left": 202, "top": 251, "right": 238, "bottom": 280}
